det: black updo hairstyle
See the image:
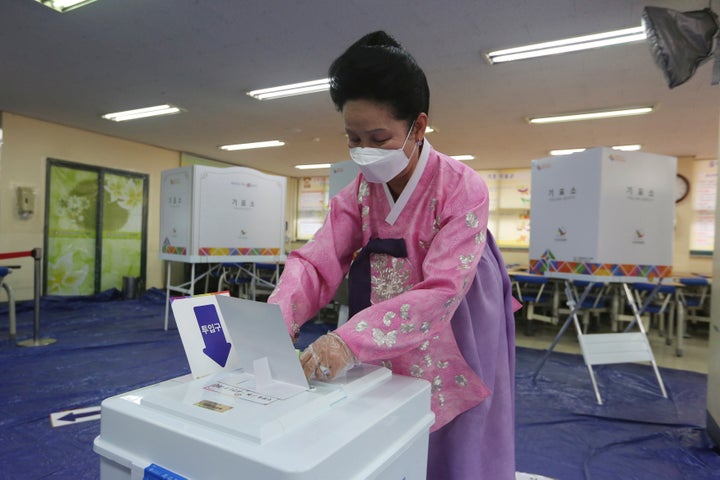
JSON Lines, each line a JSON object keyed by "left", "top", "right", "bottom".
{"left": 328, "top": 31, "right": 430, "bottom": 125}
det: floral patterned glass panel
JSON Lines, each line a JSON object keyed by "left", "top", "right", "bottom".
{"left": 100, "top": 173, "right": 144, "bottom": 291}
{"left": 46, "top": 166, "right": 98, "bottom": 295}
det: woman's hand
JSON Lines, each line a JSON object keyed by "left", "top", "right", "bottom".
{"left": 300, "top": 332, "right": 358, "bottom": 380}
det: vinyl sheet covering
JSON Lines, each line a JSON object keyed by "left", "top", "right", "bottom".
{"left": 0, "top": 289, "right": 718, "bottom": 479}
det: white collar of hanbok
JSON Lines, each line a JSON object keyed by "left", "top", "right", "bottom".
{"left": 382, "top": 139, "right": 431, "bottom": 225}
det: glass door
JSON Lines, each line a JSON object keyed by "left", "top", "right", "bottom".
{"left": 45, "top": 160, "right": 148, "bottom": 295}
{"left": 99, "top": 172, "right": 147, "bottom": 291}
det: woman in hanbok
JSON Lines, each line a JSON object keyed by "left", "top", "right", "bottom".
{"left": 268, "top": 30, "right": 517, "bottom": 480}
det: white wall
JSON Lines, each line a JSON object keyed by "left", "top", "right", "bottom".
{"left": 0, "top": 112, "right": 179, "bottom": 300}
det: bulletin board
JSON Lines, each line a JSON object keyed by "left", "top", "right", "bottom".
{"left": 476, "top": 170, "right": 501, "bottom": 212}
{"left": 295, "top": 176, "right": 329, "bottom": 241}
{"left": 497, "top": 169, "right": 532, "bottom": 210}
{"left": 690, "top": 159, "right": 717, "bottom": 255}
{"left": 477, "top": 168, "right": 531, "bottom": 248}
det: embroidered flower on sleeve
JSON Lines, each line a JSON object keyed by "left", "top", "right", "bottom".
{"left": 355, "top": 320, "right": 368, "bottom": 332}
{"left": 420, "top": 340, "right": 430, "bottom": 351}
{"left": 420, "top": 321, "right": 431, "bottom": 333}
{"left": 382, "top": 312, "right": 396, "bottom": 326}
{"left": 458, "top": 254, "right": 474, "bottom": 269}
{"left": 400, "top": 303, "right": 410, "bottom": 320}
{"left": 432, "top": 376, "right": 443, "bottom": 392}
{"left": 438, "top": 393, "right": 446, "bottom": 407}
{"left": 436, "top": 360, "right": 449, "bottom": 369}
{"left": 475, "top": 230, "right": 486, "bottom": 245}
{"left": 410, "top": 365, "right": 424, "bottom": 377}
{"left": 401, "top": 323, "right": 415, "bottom": 333}
{"left": 465, "top": 212, "right": 479, "bottom": 229}
{"left": 372, "top": 328, "right": 398, "bottom": 347}
{"left": 455, "top": 375, "right": 468, "bottom": 387}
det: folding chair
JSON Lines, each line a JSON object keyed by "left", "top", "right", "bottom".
{"left": 535, "top": 279, "right": 668, "bottom": 405}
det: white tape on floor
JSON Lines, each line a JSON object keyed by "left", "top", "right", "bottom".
{"left": 50, "top": 406, "right": 101, "bottom": 427}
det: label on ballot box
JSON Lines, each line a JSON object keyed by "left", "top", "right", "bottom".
{"left": 529, "top": 148, "right": 676, "bottom": 280}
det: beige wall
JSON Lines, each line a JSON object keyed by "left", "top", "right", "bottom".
{"left": 0, "top": 112, "right": 180, "bottom": 300}
{"left": 0, "top": 112, "right": 714, "bottom": 300}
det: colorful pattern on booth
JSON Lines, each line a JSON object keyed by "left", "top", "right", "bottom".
{"left": 198, "top": 247, "right": 282, "bottom": 256}
{"left": 530, "top": 249, "right": 672, "bottom": 279}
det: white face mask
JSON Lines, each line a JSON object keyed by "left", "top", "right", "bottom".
{"left": 349, "top": 121, "right": 418, "bottom": 183}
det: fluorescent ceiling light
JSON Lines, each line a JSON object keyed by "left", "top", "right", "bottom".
{"left": 294, "top": 163, "right": 331, "bottom": 170}
{"left": 247, "top": 79, "right": 330, "bottom": 100}
{"left": 550, "top": 148, "right": 586, "bottom": 156}
{"left": 35, "top": 0, "right": 97, "bottom": 12}
{"left": 451, "top": 155, "right": 475, "bottom": 161}
{"left": 102, "top": 104, "right": 181, "bottom": 122}
{"left": 550, "top": 144, "right": 642, "bottom": 156}
{"left": 612, "top": 144, "right": 642, "bottom": 151}
{"left": 529, "top": 106, "right": 653, "bottom": 124}
{"left": 486, "top": 26, "right": 646, "bottom": 64}
{"left": 219, "top": 140, "right": 285, "bottom": 151}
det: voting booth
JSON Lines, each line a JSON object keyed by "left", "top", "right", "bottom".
{"left": 159, "top": 165, "right": 287, "bottom": 328}
{"left": 529, "top": 147, "right": 675, "bottom": 279}
{"left": 329, "top": 160, "right": 359, "bottom": 198}
{"left": 160, "top": 165, "right": 286, "bottom": 262}
{"left": 528, "top": 148, "right": 676, "bottom": 404}
{"left": 94, "top": 295, "right": 434, "bottom": 480}
{"left": 530, "top": 148, "right": 677, "bottom": 279}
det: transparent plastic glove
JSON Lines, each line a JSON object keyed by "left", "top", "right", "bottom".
{"left": 300, "top": 332, "right": 358, "bottom": 381}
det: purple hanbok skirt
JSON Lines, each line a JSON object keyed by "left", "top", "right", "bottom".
{"left": 426, "top": 231, "right": 516, "bottom": 480}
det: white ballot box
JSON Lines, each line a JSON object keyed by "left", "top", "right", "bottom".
{"left": 93, "top": 365, "right": 433, "bottom": 480}
{"left": 96, "top": 295, "right": 433, "bottom": 479}
{"left": 529, "top": 147, "right": 676, "bottom": 280}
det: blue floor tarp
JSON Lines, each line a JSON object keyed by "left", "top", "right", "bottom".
{"left": 0, "top": 289, "right": 718, "bottom": 479}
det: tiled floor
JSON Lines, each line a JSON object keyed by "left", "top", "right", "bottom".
{"left": 515, "top": 319, "right": 711, "bottom": 374}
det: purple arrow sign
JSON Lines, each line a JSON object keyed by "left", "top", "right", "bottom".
{"left": 193, "top": 304, "right": 232, "bottom": 367}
